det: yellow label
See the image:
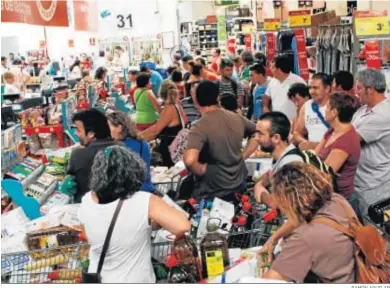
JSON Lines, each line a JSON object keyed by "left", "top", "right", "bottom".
{"left": 354, "top": 16, "right": 389, "bottom": 37}
{"left": 264, "top": 19, "right": 280, "bottom": 31}
{"left": 206, "top": 249, "right": 224, "bottom": 276}
{"left": 242, "top": 23, "right": 255, "bottom": 34}
{"left": 289, "top": 10, "right": 311, "bottom": 28}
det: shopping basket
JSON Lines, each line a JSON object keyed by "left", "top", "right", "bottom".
{"left": 1, "top": 242, "right": 90, "bottom": 284}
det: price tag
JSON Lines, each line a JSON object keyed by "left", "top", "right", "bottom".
{"left": 264, "top": 19, "right": 280, "bottom": 31}
{"left": 354, "top": 10, "right": 389, "bottom": 37}
{"left": 289, "top": 10, "right": 311, "bottom": 28}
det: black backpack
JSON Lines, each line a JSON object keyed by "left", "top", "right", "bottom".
{"left": 282, "top": 148, "right": 339, "bottom": 192}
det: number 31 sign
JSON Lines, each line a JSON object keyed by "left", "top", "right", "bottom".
{"left": 117, "top": 14, "right": 133, "bottom": 29}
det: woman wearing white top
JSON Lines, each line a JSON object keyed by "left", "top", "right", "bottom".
{"left": 69, "top": 59, "right": 82, "bottom": 79}
{"left": 78, "top": 146, "right": 191, "bottom": 283}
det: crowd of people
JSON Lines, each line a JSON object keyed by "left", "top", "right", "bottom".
{"left": 4, "top": 45, "right": 389, "bottom": 283}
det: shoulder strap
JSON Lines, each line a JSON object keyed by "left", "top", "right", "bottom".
{"left": 312, "top": 217, "right": 354, "bottom": 238}
{"left": 311, "top": 102, "right": 331, "bottom": 129}
{"left": 135, "top": 88, "right": 147, "bottom": 107}
{"left": 97, "top": 199, "right": 124, "bottom": 275}
{"left": 139, "top": 140, "right": 143, "bottom": 158}
{"left": 174, "top": 104, "right": 185, "bottom": 128}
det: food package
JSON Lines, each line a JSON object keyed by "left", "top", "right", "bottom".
{"left": 48, "top": 269, "right": 82, "bottom": 280}
{"left": 40, "top": 192, "right": 71, "bottom": 215}
{"left": 1, "top": 207, "right": 30, "bottom": 238}
{"left": 210, "top": 198, "right": 235, "bottom": 233}
{"left": 24, "top": 254, "right": 66, "bottom": 271}
{"left": 27, "top": 135, "right": 42, "bottom": 155}
{"left": 38, "top": 133, "right": 53, "bottom": 149}
{"left": 8, "top": 267, "right": 52, "bottom": 284}
{"left": 47, "top": 104, "right": 62, "bottom": 126}
{"left": 1, "top": 232, "right": 29, "bottom": 255}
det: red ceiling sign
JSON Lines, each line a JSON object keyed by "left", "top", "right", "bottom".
{"left": 74, "top": 0, "right": 98, "bottom": 32}
{"left": 1, "top": 0, "right": 69, "bottom": 27}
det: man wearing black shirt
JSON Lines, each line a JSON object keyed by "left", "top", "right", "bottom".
{"left": 67, "top": 109, "right": 118, "bottom": 202}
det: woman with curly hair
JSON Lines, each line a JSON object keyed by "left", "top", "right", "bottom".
{"left": 78, "top": 146, "right": 190, "bottom": 283}
{"left": 261, "top": 162, "right": 356, "bottom": 283}
{"left": 107, "top": 111, "right": 154, "bottom": 192}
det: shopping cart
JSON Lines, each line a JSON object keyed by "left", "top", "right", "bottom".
{"left": 1, "top": 242, "right": 90, "bottom": 284}
{"left": 153, "top": 170, "right": 189, "bottom": 200}
{"left": 150, "top": 227, "right": 273, "bottom": 283}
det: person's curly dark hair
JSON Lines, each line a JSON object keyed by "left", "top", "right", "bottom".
{"left": 271, "top": 162, "right": 333, "bottom": 224}
{"left": 90, "top": 146, "right": 146, "bottom": 204}
{"left": 95, "top": 67, "right": 108, "bottom": 80}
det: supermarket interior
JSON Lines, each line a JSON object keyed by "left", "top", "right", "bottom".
{"left": 1, "top": 0, "right": 390, "bottom": 285}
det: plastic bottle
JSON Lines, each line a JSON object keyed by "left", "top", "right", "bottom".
{"left": 200, "top": 222, "right": 230, "bottom": 279}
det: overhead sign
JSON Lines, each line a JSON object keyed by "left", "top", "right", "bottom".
{"left": 365, "top": 41, "right": 381, "bottom": 70}
{"left": 288, "top": 10, "right": 311, "bottom": 28}
{"left": 264, "top": 18, "right": 280, "bottom": 31}
{"left": 354, "top": 10, "right": 389, "bottom": 37}
{"left": 242, "top": 23, "right": 255, "bottom": 34}
{"left": 74, "top": 0, "right": 98, "bottom": 32}
{"left": 218, "top": 16, "right": 227, "bottom": 41}
{"left": 117, "top": 14, "right": 133, "bottom": 29}
{"left": 1, "top": 0, "right": 69, "bottom": 27}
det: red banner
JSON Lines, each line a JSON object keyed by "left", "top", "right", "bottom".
{"left": 266, "top": 33, "right": 276, "bottom": 63}
{"left": 294, "top": 29, "right": 309, "bottom": 81}
{"left": 74, "top": 0, "right": 98, "bottom": 32}
{"left": 1, "top": 0, "right": 69, "bottom": 27}
{"left": 244, "top": 34, "right": 252, "bottom": 49}
{"left": 365, "top": 41, "right": 381, "bottom": 70}
{"left": 227, "top": 38, "right": 236, "bottom": 55}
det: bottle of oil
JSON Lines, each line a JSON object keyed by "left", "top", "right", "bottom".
{"left": 200, "top": 221, "right": 230, "bottom": 279}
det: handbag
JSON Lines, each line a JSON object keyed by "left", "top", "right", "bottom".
{"left": 169, "top": 104, "right": 189, "bottom": 164}
{"left": 82, "top": 199, "right": 124, "bottom": 283}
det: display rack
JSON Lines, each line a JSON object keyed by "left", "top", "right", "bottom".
{"left": 130, "top": 35, "right": 163, "bottom": 66}
{"left": 24, "top": 125, "right": 64, "bottom": 148}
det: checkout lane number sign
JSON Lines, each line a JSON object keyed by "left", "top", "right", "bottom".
{"left": 117, "top": 14, "right": 133, "bottom": 29}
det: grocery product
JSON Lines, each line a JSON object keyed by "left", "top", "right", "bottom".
{"left": 200, "top": 222, "right": 230, "bottom": 279}
{"left": 48, "top": 153, "right": 70, "bottom": 166}
{"left": 24, "top": 254, "right": 66, "bottom": 271}
{"left": 27, "top": 227, "right": 85, "bottom": 251}
{"left": 171, "top": 235, "right": 202, "bottom": 282}
{"left": 48, "top": 269, "right": 82, "bottom": 280}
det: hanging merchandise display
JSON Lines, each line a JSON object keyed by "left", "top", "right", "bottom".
{"left": 130, "top": 36, "right": 163, "bottom": 66}
{"left": 276, "top": 29, "right": 297, "bottom": 74}
{"left": 315, "top": 24, "right": 353, "bottom": 74}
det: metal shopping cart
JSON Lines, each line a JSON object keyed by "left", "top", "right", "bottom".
{"left": 1, "top": 242, "right": 90, "bottom": 284}
{"left": 153, "top": 170, "right": 189, "bottom": 200}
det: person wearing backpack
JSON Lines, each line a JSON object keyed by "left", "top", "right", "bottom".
{"left": 260, "top": 163, "right": 357, "bottom": 283}
{"left": 216, "top": 57, "right": 245, "bottom": 108}
{"left": 262, "top": 162, "right": 390, "bottom": 284}
{"left": 293, "top": 73, "right": 333, "bottom": 150}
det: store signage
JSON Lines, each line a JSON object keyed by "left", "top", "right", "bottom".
{"left": 39, "top": 40, "right": 46, "bottom": 49}
{"left": 89, "top": 38, "right": 96, "bottom": 46}
{"left": 1, "top": 0, "right": 69, "bottom": 27}
{"left": 264, "top": 18, "right": 280, "bottom": 31}
{"left": 354, "top": 10, "right": 389, "bottom": 37}
{"left": 288, "top": 10, "right": 311, "bottom": 28}
{"left": 214, "top": 0, "right": 239, "bottom": 6}
{"left": 68, "top": 39, "right": 74, "bottom": 48}
{"left": 294, "top": 29, "right": 309, "bottom": 81}
{"left": 206, "top": 15, "right": 217, "bottom": 24}
{"left": 266, "top": 33, "right": 276, "bottom": 63}
{"left": 74, "top": 0, "right": 98, "bottom": 32}
{"left": 227, "top": 38, "right": 236, "bottom": 54}
{"left": 117, "top": 14, "right": 133, "bottom": 29}
{"left": 244, "top": 34, "right": 252, "bottom": 49}
{"left": 218, "top": 16, "right": 227, "bottom": 41}
{"left": 242, "top": 23, "right": 255, "bottom": 34}
{"left": 365, "top": 41, "right": 381, "bottom": 70}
